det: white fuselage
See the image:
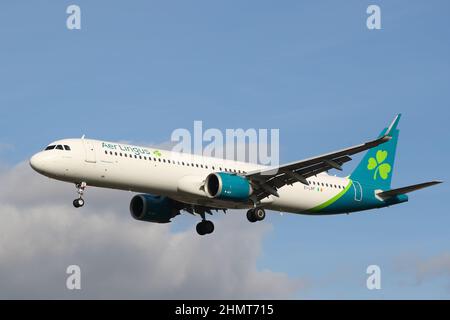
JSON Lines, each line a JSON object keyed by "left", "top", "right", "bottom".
{"left": 30, "top": 138, "right": 353, "bottom": 214}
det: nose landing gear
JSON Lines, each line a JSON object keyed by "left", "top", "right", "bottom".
{"left": 73, "top": 182, "right": 87, "bottom": 208}
{"left": 247, "top": 208, "right": 266, "bottom": 223}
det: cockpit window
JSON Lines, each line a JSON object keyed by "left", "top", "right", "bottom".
{"left": 45, "top": 144, "right": 71, "bottom": 151}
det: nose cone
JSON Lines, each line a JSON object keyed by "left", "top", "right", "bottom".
{"left": 30, "top": 153, "right": 46, "bottom": 173}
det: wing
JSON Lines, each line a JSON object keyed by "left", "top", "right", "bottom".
{"left": 183, "top": 204, "right": 227, "bottom": 215}
{"left": 245, "top": 114, "right": 401, "bottom": 201}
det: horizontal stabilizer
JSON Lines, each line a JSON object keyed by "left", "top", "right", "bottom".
{"left": 377, "top": 181, "right": 443, "bottom": 199}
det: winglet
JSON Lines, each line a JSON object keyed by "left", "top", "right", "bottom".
{"left": 384, "top": 114, "right": 401, "bottom": 137}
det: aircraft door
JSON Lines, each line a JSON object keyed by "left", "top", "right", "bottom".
{"left": 352, "top": 180, "right": 363, "bottom": 201}
{"left": 83, "top": 139, "right": 97, "bottom": 163}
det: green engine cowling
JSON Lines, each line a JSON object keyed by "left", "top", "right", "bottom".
{"left": 205, "top": 172, "right": 253, "bottom": 201}
{"left": 129, "top": 194, "right": 180, "bottom": 223}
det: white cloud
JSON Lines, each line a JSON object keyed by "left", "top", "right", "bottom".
{"left": 0, "top": 163, "right": 305, "bottom": 299}
{"left": 415, "top": 253, "right": 450, "bottom": 282}
{"left": 393, "top": 252, "right": 450, "bottom": 294}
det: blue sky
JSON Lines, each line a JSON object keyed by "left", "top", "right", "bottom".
{"left": 0, "top": 1, "right": 449, "bottom": 298}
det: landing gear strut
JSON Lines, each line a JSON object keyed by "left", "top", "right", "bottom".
{"left": 73, "top": 182, "right": 87, "bottom": 208}
{"left": 196, "top": 211, "right": 214, "bottom": 236}
{"left": 247, "top": 208, "right": 266, "bottom": 223}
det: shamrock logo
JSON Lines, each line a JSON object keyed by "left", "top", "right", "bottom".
{"left": 367, "top": 150, "right": 391, "bottom": 180}
{"left": 153, "top": 150, "right": 162, "bottom": 157}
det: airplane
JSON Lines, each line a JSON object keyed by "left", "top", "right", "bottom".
{"left": 29, "top": 114, "right": 442, "bottom": 235}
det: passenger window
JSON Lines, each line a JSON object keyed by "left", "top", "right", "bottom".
{"left": 120, "top": 153, "right": 123, "bottom": 157}
{"left": 105, "top": 151, "right": 108, "bottom": 155}
{"left": 64, "top": 145, "right": 71, "bottom": 151}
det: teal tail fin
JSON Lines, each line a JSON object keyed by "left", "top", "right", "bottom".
{"left": 350, "top": 114, "right": 401, "bottom": 189}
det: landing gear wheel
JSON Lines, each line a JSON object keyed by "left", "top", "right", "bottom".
{"left": 205, "top": 220, "right": 214, "bottom": 234}
{"left": 254, "top": 208, "right": 266, "bottom": 221}
{"left": 73, "top": 198, "right": 84, "bottom": 208}
{"left": 247, "top": 208, "right": 266, "bottom": 222}
{"left": 196, "top": 220, "right": 214, "bottom": 235}
{"left": 247, "top": 209, "right": 257, "bottom": 223}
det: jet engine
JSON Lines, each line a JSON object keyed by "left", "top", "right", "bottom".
{"left": 205, "top": 172, "right": 253, "bottom": 201}
{"left": 129, "top": 194, "right": 180, "bottom": 223}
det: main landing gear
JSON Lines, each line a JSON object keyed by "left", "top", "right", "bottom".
{"left": 73, "top": 182, "right": 87, "bottom": 208}
{"left": 196, "top": 211, "right": 214, "bottom": 236}
{"left": 196, "top": 220, "right": 214, "bottom": 236}
{"left": 247, "top": 208, "right": 266, "bottom": 223}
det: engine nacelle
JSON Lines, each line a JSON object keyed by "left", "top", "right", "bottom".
{"left": 129, "top": 194, "right": 180, "bottom": 223}
{"left": 205, "top": 172, "right": 252, "bottom": 201}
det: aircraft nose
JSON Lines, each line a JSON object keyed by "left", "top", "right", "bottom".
{"left": 29, "top": 153, "right": 46, "bottom": 173}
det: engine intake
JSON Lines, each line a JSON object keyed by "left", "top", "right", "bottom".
{"left": 205, "top": 172, "right": 252, "bottom": 201}
{"left": 130, "top": 194, "right": 180, "bottom": 223}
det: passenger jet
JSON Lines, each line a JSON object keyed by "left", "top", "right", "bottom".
{"left": 29, "top": 115, "right": 441, "bottom": 235}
